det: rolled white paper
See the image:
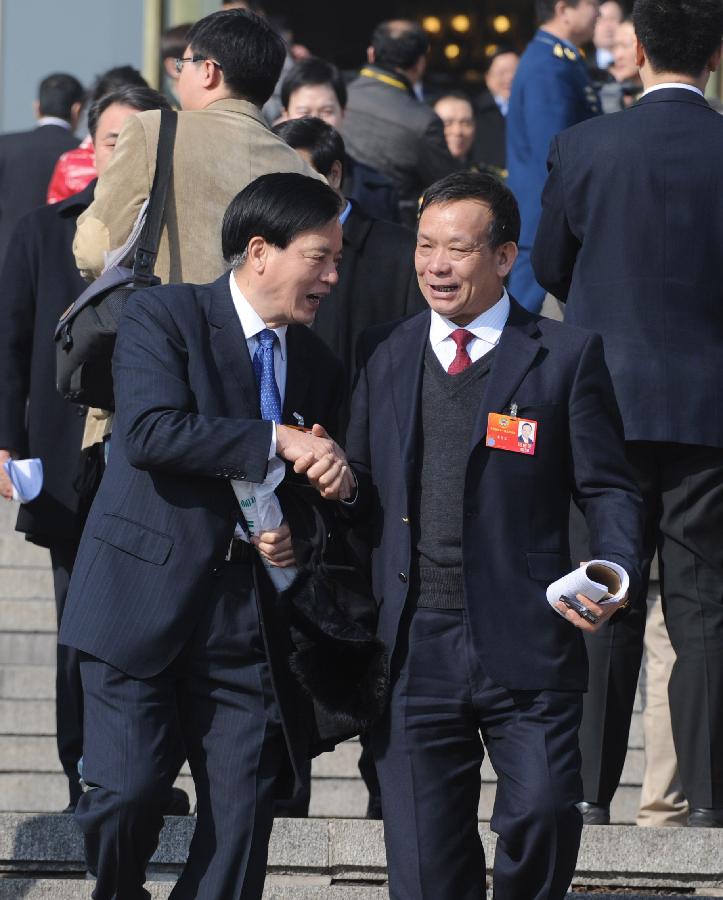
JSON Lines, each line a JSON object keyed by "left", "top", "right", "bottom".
{"left": 547, "top": 559, "right": 629, "bottom": 619}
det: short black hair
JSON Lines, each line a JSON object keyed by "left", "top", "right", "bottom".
{"left": 484, "top": 46, "right": 520, "bottom": 73}
{"left": 160, "top": 23, "right": 193, "bottom": 61}
{"left": 272, "top": 117, "right": 345, "bottom": 179}
{"left": 280, "top": 57, "right": 348, "bottom": 111}
{"left": 222, "top": 173, "right": 341, "bottom": 264}
{"left": 38, "top": 73, "right": 84, "bottom": 121}
{"left": 371, "top": 20, "right": 429, "bottom": 71}
{"left": 87, "top": 85, "right": 172, "bottom": 141}
{"left": 185, "top": 8, "right": 286, "bottom": 107}
{"left": 419, "top": 172, "right": 521, "bottom": 247}
{"left": 535, "top": 0, "right": 585, "bottom": 24}
{"left": 434, "top": 91, "right": 474, "bottom": 111}
{"left": 632, "top": 0, "right": 723, "bottom": 77}
{"left": 89, "top": 66, "right": 149, "bottom": 107}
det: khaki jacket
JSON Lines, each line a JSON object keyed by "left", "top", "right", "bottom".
{"left": 74, "top": 98, "right": 319, "bottom": 283}
{"left": 75, "top": 98, "right": 320, "bottom": 447}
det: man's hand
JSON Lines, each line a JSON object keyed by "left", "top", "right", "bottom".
{"left": 553, "top": 592, "right": 623, "bottom": 634}
{"left": 0, "top": 450, "right": 16, "bottom": 501}
{"left": 251, "top": 521, "right": 296, "bottom": 568}
{"left": 293, "top": 424, "right": 355, "bottom": 500}
{"left": 276, "top": 423, "right": 341, "bottom": 465}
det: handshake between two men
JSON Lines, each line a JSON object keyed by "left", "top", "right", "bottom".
{"left": 253, "top": 423, "right": 355, "bottom": 569}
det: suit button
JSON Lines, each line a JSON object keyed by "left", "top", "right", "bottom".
{"left": 238, "top": 473, "right": 247, "bottom": 480}
{"left": 398, "top": 572, "right": 408, "bottom": 584}
{"left": 401, "top": 515, "right": 410, "bottom": 525}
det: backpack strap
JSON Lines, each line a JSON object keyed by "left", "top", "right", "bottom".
{"left": 133, "top": 109, "right": 178, "bottom": 284}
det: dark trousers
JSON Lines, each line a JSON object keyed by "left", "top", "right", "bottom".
{"left": 373, "top": 608, "right": 583, "bottom": 900}
{"left": 76, "top": 562, "right": 285, "bottom": 900}
{"left": 576, "top": 441, "right": 723, "bottom": 809}
{"left": 50, "top": 539, "right": 83, "bottom": 806}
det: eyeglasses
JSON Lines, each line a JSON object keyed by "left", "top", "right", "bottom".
{"left": 174, "top": 55, "right": 224, "bottom": 74}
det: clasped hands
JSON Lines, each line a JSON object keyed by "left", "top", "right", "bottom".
{"left": 276, "top": 423, "right": 355, "bottom": 502}
{"left": 251, "top": 424, "right": 354, "bottom": 570}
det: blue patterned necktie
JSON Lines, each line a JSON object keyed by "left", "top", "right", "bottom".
{"left": 252, "top": 328, "right": 282, "bottom": 423}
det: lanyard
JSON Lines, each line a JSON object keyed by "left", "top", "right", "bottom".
{"left": 359, "top": 67, "right": 410, "bottom": 92}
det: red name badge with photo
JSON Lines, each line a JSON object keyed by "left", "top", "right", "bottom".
{"left": 486, "top": 413, "right": 538, "bottom": 455}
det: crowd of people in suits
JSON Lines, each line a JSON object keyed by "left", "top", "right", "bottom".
{"left": 0, "top": 0, "right": 722, "bottom": 897}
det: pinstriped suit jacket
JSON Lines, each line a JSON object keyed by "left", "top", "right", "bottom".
{"left": 58, "top": 273, "right": 344, "bottom": 680}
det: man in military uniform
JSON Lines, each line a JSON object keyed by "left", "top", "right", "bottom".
{"left": 507, "top": 0, "right": 601, "bottom": 313}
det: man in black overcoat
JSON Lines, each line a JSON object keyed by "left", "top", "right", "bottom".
{"left": 532, "top": 0, "right": 723, "bottom": 828}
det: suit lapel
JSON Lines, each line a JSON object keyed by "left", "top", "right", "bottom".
{"left": 389, "top": 311, "right": 429, "bottom": 494}
{"left": 282, "top": 326, "right": 313, "bottom": 426}
{"left": 208, "top": 274, "right": 260, "bottom": 419}
{"left": 469, "top": 301, "right": 542, "bottom": 450}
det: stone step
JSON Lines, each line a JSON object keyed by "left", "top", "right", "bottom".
{"left": 0, "top": 534, "right": 49, "bottom": 569}
{"left": 0, "top": 700, "right": 55, "bottom": 735}
{"left": 312, "top": 740, "right": 645, "bottom": 786}
{"left": 4, "top": 886, "right": 714, "bottom": 900}
{"left": 0, "top": 635, "right": 56, "bottom": 666}
{"left": 0, "top": 773, "right": 197, "bottom": 814}
{"left": 0, "top": 601, "right": 56, "bottom": 633}
{"left": 0, "top": 667, "right": 55, "bottom": 699}
{"left": 0, "top": 816, "right": 721, "bottom": 894}
{"left": 0, "top": 569, "right": 54, "bottom": 600}
{"left": 307, "top": 776, "right": 643, "bottom": 824}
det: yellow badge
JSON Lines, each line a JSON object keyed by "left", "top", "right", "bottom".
{"left": 564, "top": 47, "right": 577, "bottom": 61}
{"left": 553, "top": 43, "right": 564, "bottom": 58}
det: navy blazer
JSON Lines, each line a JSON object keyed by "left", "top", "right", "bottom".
{"left": 532, "top": 88, "right": 723, "bottom": 447}
{"left": 345, "top": 301, "right": 643, "bottom": 692}
{"left": 59, "top": 274, "right": 344, "bottom": 680}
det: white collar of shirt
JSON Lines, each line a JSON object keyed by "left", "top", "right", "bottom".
{"left": 36, "top": 116, "right": 72, "bottom": 130}
{"left": 429, "top": 290, "right": 510, "bottom": 371}
{"left": 494, "top": 95, "right": 509, "bottom": 117}
{"left": 228, "top": 271, "right": 287, "bottom": 360}
{"left": 641, "top": 82, "right": 704, "bottom": 98}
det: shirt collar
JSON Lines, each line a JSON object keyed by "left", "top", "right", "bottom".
{"left": 429, "top": 289, "right": 510, "bottom": 350}
{"left": 641, "top": 82, "right": 704, "bottom": 98}
{"left": 37, "top": 116, "right": 72, "bottom": 130}
{"left": 339, "top": 200, "right": 353, "bottom": 226}
{"left": 228, "top": 272, "right": 287, "bottom": 359}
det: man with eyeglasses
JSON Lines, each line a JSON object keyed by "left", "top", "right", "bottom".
{"left": 73, "top": 8, "right": 320, "bottom": 286}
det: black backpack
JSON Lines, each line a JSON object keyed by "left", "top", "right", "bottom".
{"left": 55, "top": 109, "right": 177, "bottom": 410}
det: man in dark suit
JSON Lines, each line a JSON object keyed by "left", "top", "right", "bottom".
{"left": 0, "top": 85, "right": 172, "bottom": 813}
{"left": 58, "top": 173, "right": 353, "bottom": 899}
{"left": 343, "top": 20, "right": 460, "bottom": 227}
{"left": 273, "top": 116, "right": 425, "bottom": 424}
{"left": 0, "top": 73, "right": 83, "bottom": 269}
{"left": 532, "top": 0, "right": 723, "bottom": 828}
{"left": 471, "top": 48, "right": 519, "bottom": 173}
{"left": 280, "top": 57, "right": 400, "bottom": 223}
{"left": 341, "top": 172, "right": 642, "bottom": 899}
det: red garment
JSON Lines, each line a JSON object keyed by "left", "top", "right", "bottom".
{"left": 47, "top": 135, "right": 96, "bottom": 204}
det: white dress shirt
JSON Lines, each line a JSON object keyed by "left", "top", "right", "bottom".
{"left": 36, "top": 116, "right": 73, "bottom": 130}
{"left": 229, "top": 272, "right": 287, "bottom": 457}
{"left": 428, "top": 290, "right": 510, "bottom": 371}
{"left": 641, "top": 83, "right": 704, "bottom": 98}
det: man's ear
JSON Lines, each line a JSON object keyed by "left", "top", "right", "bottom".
{"left": 634, "top": 36, "right": 646, "bottom": 70}
{"left": 496, "top": 241, "right": 519, "bottom": 279}
{"left": 32, "top": 100, "right": 40, "bottom": 120}
{"left": 201, "top": 58, "right": 224, "bottom": 89}
{"left": 708, "top": 45, "right": 722, "bottom": 73}
{"left": 70, "top": 101, "right": 83, "bottom": 130}
{"left": 247, "top": 235, "right": 269, "bottom": 273}
{"left": 367, "top": 46, "right": 375, "bottom": 64}
{"left": 164, "top": 57, "right": 180, "bottom": 80}
{"left": 328, "top": 159, "right": 343, "bottom": 191}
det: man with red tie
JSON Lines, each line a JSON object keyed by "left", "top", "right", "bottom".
{"left": 340, "top": 171, "right": 642, "bottom": 900}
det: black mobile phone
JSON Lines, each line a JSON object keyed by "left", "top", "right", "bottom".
{"left": 560, "top": 594, "right": 600, "bottom": 625}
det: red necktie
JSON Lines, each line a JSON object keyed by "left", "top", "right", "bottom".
{"left": 447, "top": 328, "right": 474, "bottom": 375}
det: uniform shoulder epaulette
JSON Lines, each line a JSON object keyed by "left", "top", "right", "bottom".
{"left": 552, "top": 42, "right": 578, "bottom": 62}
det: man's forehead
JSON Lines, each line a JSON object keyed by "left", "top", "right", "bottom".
{"left": 418, "top": 199, "right": 492, "bottom": 236}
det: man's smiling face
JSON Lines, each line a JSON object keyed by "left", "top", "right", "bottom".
{"left": 415, "top": 199, "right": 515, "bottom": 325}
